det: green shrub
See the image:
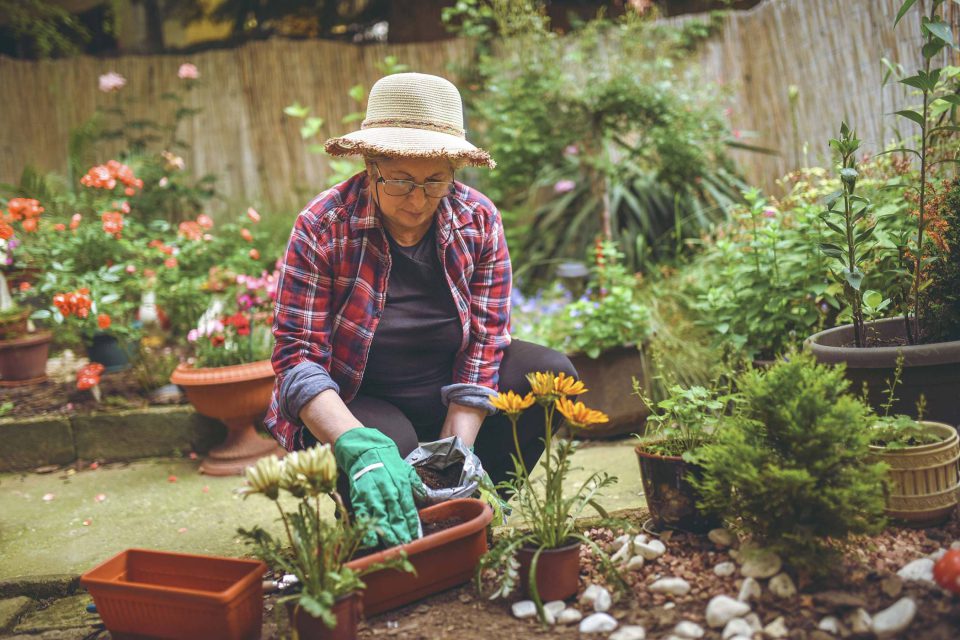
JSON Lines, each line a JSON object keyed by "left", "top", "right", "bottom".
{"left": 692, "top": 352, "right": 888, "bottom": 576}
{"left": 926, "top": 178, "right": 960, "bottom": 341}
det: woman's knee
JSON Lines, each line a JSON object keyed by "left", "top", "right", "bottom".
{"left": 499, "top": 340, "right": 579, "bottom": 391}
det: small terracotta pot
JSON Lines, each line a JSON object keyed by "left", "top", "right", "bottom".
{"left": 170, "top": 360, "right": 286, "bottom": 475}
{"left": 80, "top": 548, "right": 266, "bottom": 640}
{"left": 289, "top": 591, "right": 362, "bottom": 640}
{"left": 346, "top": 498, "right": 493, "bottom": 615}
{"left": 0, "top": 330, "right": 51, "bottom": 387}
{"left": 635, "top": 443, "right": 718, "bottom": 533}
{"left": 516, "top": 539, "right": 581, "bottom": 601}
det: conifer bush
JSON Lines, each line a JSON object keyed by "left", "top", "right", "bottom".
{"left": 693, "top": 352, "right": 888, "bottom": 575}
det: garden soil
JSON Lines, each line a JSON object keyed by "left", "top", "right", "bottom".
{"left": 257, "top": 517, "right": 960, "bottom": 640}
{"left": 1, "top": 371, "right": 155, "bottom": 418}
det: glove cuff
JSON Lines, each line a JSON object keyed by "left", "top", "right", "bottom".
{"left": 333, "top": 427, "right": 397, "bottom": 470}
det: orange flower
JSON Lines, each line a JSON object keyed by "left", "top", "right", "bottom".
{"left": 97, "top": 314, "right": 111, "bottom": 330}
{"left": 555, "top": 397, "right": 609, "bottom": 429}
{"left": 247, "top": 207, "right": 261, "bottom": 223}
{"left": 249, "top": 248, "right": 260, "bottom": 260}
{"left": 240, "top": 228, "right": 253, "bottom": 242}
{"left": 21, "top": 217, "right": 37, "bottom": 232}
{"left": 554, "top": 371, "right": 587, "bottom": 397}
{"left": 0, "top": 220, "right": 12, "bottom": 240}
{"left": 164, "top": 257, "right": 178, "bottom": 269}
{"left": 197, "top": 214, "right": 214, "bottom": 229}
{"left": 101, "top": 211, "right": 124, "bottom": 236}
{"left": 53, "top": 288, "right": 93, "bottom": 318}
{"left": 19, "top": 282, "right": 31, "bottom": 292}
{"left": 490, "top": 390, "right": 535, "bottom": 417}
{"left": 69, "top": 213, "right": 82, "bottom": 230}
{"left": 178, "top": 220, "right": 203, "bottom": 241}
{"left": 7, "top": 197, "right": 43, "bottom": 221}
{"left": 54, "top": 223, "right": 66, "bottom": 232}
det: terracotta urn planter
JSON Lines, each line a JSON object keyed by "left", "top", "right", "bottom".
{"left": 568, "top": 345, "right": 651, "bottom": 438}
{"left": 516, "top": 539, "right": 581, "bottom": 601}
{"left": 634, "top": 443, "right": 718, "bottom": 533}
{"left": 346, "top": 497, "right": 493, "bottom": 615}
{"left": 807, "top": 318, "right": 960, "bottom": 429}
{"left": 170, "top": 360, "right": 286, "bottom": 475}
{"left": 0, "top": 330, "right": 52, "bottom": 387}
{"left": 80, "top": 548, "right": 266, "bottom": 640}
{"left": 869, "top": 421, "right": 960, "bottom": 527}
{"left": 288, "top": 592, "right": 362, "bottom": 640}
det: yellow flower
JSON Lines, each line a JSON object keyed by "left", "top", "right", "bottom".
{"left": 238, "top": 455, "right": 282, "bottom": 500}
{"left": 555, "top": 397, "right": 609, "bottom": 429}
{"left": 282, "top": 445, "right": 338, "bottom": 496}
{"left": 526, "top": 371, "right": 556, "bottom": 398}
{"left": 491, "top": 390, "right": 535, "bottom": 417}
{"left": 554, "top": 372, "right": 587, "bottom": 397}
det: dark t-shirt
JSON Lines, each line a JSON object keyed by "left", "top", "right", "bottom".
{"left": 360, "top": 224, "right": 463, "bottom": 416}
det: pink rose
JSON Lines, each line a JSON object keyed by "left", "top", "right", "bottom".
{"left": 177, "top": 63, "right": 199, "bottom": 80}
{"left": 98, "top": 72, "right": 126, "bottom": 93}
{"left": 247, "top": 207, "right": 261, "bottom": 223}
{"left": 553, "top": 180, "right": 576, "bottom": 194}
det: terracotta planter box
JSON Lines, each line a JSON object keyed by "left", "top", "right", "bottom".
{"left": 807, "top": 318, "right": 960, "bottom": 429}
{"left": 170, "top": 360, "right": 285, "bottom": 475}
{"left": 346, "top": 498, "right": 493, "bottom": 615}
{"left": 516, "top": 539, "right": 581, "bottom": 601}
{"left": 0, "top": 330, "right": 52, "bottom": 387}
{"left": 568, "top": 345, "right": 650, "bottom": 438}
{"left": 870, "top": 421, "right": 960, "bottom": 527}
{"left": 80, "top": 548, "right": 266, "bottom": 640}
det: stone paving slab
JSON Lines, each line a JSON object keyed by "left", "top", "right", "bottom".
{"left": 0, "top": 416, "right": 74, "bottom": 472}
{"left": 12, "top": 595, "right": 96, "bottom": 634}
{"left": 0, "top": 598, "right": 34, "bottom": 635}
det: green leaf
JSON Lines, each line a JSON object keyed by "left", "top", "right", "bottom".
{"left": 819, "top": 243, "right": 845, "bottom": 259}
{"left": 924, "top": 20, "right": 955, "bottom": 47}
{"left": 894, "top": 0, "right": 917, "bottom": 29}
{"left": 822, "top": 218, "right": 846, "bottom": 235}
{"left": 939, "top": 94, "right": 960, "bottom": 106}
{"left": 894, "top": 109, "right": 925, "bottom": 127}
{"left": 283, "top": 102, "right": 310, "bottom": 118}
{"left": 922, "top": 39, "right": 948, "bottom": 59}
{"left": 348, "top": 84, "right": 365, "bottom": 103}
{"left": 844, "top": 269, "right": 864, "bottom": 291}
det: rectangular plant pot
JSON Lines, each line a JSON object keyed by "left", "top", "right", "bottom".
{"left": 80, "top": 549, "right": 266, "bottom": 640}
{"left": 346, "top": 498, "right": 493, "bottom": 616}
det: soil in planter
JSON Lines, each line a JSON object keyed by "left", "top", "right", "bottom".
{"left": 349, "top": 515, "right": 467, "bottom": 560}
{"left": 415, "top": 462, "right": 464, "bottom": 490}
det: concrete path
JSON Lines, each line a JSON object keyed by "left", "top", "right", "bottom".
{"left": 0, "top": 438, "right": 643, "bottom": 583}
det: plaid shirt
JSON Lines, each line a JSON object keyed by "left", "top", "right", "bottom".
{"left": 264, "top": 171, "right": 512, "bottom": 450}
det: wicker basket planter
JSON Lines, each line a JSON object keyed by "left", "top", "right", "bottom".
{"left": 870, "top": 421, "right": 960, "bottom": 526}
{"left": 80, "top": 549, "right": 266, "bottom": 640}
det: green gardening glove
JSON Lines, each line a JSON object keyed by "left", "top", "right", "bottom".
{"left": 333, "top": 427, "right": 424, "bottom": 548}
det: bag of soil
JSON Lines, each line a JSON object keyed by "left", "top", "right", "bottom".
{"left": 405, "top": 435, "right": 484, "bottom": 505}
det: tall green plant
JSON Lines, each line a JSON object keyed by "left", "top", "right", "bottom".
{"left": 891, "top": 0, "right": 960, "bottom": 341}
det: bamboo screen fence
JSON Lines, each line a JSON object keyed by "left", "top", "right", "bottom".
{"left": 0, "top": 0, "right": 956, "bottom": 212}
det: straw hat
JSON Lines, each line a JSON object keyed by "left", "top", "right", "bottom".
{"left": 324, "top": 72, "right": 495, "bottom": 169}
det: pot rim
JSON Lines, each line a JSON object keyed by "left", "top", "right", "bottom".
{"left": 518, "top": 538, "right": 581, "bottom": 554}
{"left": 170, "top": 359, "right": 275, "bottom": 386}
{"left": 0, "top": 330, "right": 53, "bottom": 350}
{"left": 634, "top": 442, "right": 683, "bottom": 462}
{"left": 869, "top": 420, "right": 959, "bottom": 453}
{"left": 806, "top": 318, "right": 960, "bottom": 368}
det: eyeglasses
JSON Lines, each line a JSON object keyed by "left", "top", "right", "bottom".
{"left": 372, "top": 164, "right": 454, "bottom": 199}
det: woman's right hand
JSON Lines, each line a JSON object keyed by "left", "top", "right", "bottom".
{"left": 333, "top": 427, "right": 424, "bottom": 547}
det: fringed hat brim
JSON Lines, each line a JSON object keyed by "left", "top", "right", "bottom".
{"left": 324, "top": 127, "right": 495, "bottom": 169}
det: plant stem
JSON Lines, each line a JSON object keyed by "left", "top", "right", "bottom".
{"left": 912, "top": 78, "right": 930, "bottom": 344}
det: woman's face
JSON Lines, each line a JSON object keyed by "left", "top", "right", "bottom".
{"left": 367, "top": 156, "right": 454, "bottom": 244}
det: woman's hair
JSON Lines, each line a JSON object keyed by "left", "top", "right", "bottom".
{"left": 362, "top": 154, "right": 464, "bottom": 174}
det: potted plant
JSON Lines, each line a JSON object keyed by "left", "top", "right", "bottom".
{"left": 476, "top": 372, "right": 627, "bottom": 622}
{"left": 633, "top": 381, "right": 736, "bottom": 533}
{"left": 171, "top": 267, "right": 285, "bottom": 475}
{"left": 867, "top": 356, "right": 960, "bottom": 526}
{"left": 806, "top": 1, "right": 960, "bottom": 427}
{"left": 237, "top": 445, "right": 413, "bottom": 638}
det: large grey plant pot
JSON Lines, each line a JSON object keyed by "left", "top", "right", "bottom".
{"left": 806, "top": 318, "right": 960, "bottom": 429}
{"left": 567, "top": 345, "right": 650, "bottom": 439}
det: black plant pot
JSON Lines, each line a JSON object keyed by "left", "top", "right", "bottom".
{"left": 86, "top": 333, "right": 133, "bottom": 373}
{"left": 634, "top": 444, "right": 718, "bottom": 533}
{"left": 806, "top": 318, "right": 960, "bottom": 430}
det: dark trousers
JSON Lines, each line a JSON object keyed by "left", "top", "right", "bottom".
{"left": 335, "top": 340, "right": 577, "bottom": 500}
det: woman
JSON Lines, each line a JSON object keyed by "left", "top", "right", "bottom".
{"left": 265, "top": 73, "right": 576, "bottom": 548}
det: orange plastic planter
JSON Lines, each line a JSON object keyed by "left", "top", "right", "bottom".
{"left": 516, "top": 539, "right": 581, "bottom": 601}
{"left": 81, "top": 549, "right": 266, "bottom": 640}
{"left": 288, "top": 591, "right": 362, "bottom": 640}
{"left": 346, "top": 498, "right": 493, "bottom": 615}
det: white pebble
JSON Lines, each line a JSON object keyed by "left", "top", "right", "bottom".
{"left": 609, "top": 625, "right": 646, "bottom": 640}
{"left": 512, "top": 600, "right": 537, "bottom": 619}
{"left": 627, "top": 555, "right": 645, "bottom": 571}
{"left": 636, "top": 539, "right": 667, "bottom": 560}
{"left": 897, "top": 558, "right": 935, "bottom": 584}
{"left": 929, "top": 548, "right": 947, "bottom": 562}
{"left": 713, "top": 561, "right": 736, "bottom": 577}
{"left": 544, "top": 600, "right": 566, "bottom": 617}
{"left": 871, "top": 597, "right": 917, "bottom": 639}
{"left": 593, "top": 586, "right": 612, "bottom": 612}
{"left": 649, "top": 577, "right": 691, "bottom": 596}
{"left": 672, "top": 620, "right": 705, "bottom": 638}
{"left": 705, "top": 595, "right": 751, "bottom": 628}
{"left": 708, "top": 528, "right": 735, "bottom": 547}
{"left": 721, "top": 618, "right": 752, "bottom": 640}
{"left": 739, "top": 550, "right": 782, "bottom": 578}
{"left": 611, "top": 543, "right": 632, "bottom": 564}
{"left": 580, "top": 584, "right": 604, "bottom": 607}
{"left": 634, "top": 533, "right": 649, "bottom": 546}
{"left": 663, "top": 602, "right": 675, "bottom": 610}
{"left": 743, "top": 613, "right": 762, "bottom": 631}
{"left": 768, "top": 572, "right": 797, "bottom": 598}
{"left": 763, "top": 616, "right": 789, "bottom": 638}
{"left": 737, "top": 577, "right": 761, "bottom": 602}
{"left": 557, "top": 608, "right": 582, "bottom": 625}
{"left": 610, "top": 533, "right": 631, "bottom": 552}
{"left": 818, "top": 616, "right": 842, "bottom": 634}
{"left": 951, "top": 541, "right": 960, "bottom": 550}
{"left": 579, "top": 612, "right": 618, "bottom": 634}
